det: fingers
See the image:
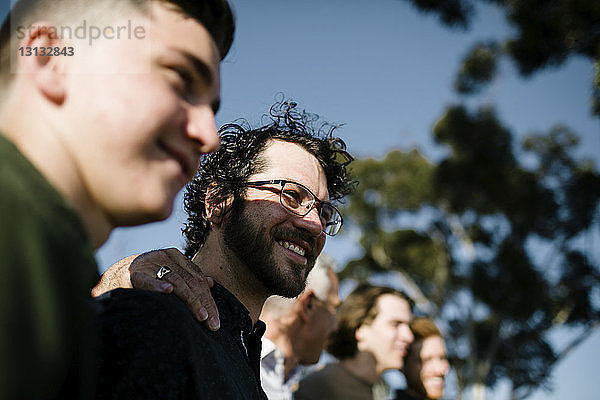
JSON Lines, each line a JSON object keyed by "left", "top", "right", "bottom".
{"left": 96, "top": 248, "right": 221, "bottom": 330}
{"left": 125, "top": 248, "right": 221, "bottom": 330}
{"left": 130, "top": 270, "right": 173, "bottom": 293}
{"left": 164, "top": 249, "right": 221, "bottom": 330}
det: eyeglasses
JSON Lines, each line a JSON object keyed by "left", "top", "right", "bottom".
{"left": 244, "top": 179, "right": 343, "bottom": 236}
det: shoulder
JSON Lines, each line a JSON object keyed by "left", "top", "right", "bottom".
{"left": 98, "top": 288, "right": 195, "bottom": 326}
{"left": 96, "top": 290, "right": 208, "bottom": 399}
{"left": 97, "top": 289, "right": 208, "bottom": 347}
{"left": 302, "top": 363, "right": 342, "bottom": 381}
{"left": 295, "top": 364, "right": 340, "bottom": 399}
{"left": 96, "top": 290, "right": 208, "bottom": 390}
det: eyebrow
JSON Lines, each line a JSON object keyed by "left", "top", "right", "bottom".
{"left": 180, "top": 50, "right": 214, "bottom": 87}
{"left": 179, "top": 50, "right": 220, "bottom": 114}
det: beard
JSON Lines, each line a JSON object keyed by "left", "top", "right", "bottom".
{"left": 222, "top": 201, "right": 317, "bottom": 298}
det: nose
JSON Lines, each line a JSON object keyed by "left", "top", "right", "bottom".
{"left": 293, "top": 205, "right": 324, "bottom": 237}
{"left": 399, "top": 324, "right": 414, "bottom": 344}
{"left": 436, "top": 357, "right": 450, "bottom": 376}
{"left": 186, "top": 104, "right": 220, "bottom": 154}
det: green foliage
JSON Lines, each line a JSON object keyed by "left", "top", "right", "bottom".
{"left": 353, "top": 2, "right": 600, "bottom": 396}
{"left": 407, "top": 0, "right": 473, "bottom": 28}
{"left": 340, "top": 104, "right": 600, "bottom": 398}
{"left": 403, "top": 0, "right": 600, "bottom": 116}
{"left": 345, "top": 149, "right": 435, "bottom": 229}
{"left": 504, "top": 0, "right": 600, "bottom": 75}
{"left": 455, "top": 42, "right": 499, "bottom": 94}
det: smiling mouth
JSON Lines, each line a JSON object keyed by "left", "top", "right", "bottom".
{"left": 278, "top": 240, "right": 306, "bottom": 257}
{"left": 158, "top": 140, "right": 195, "bottom": 180}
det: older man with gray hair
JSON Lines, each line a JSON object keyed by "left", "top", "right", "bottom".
{"left": 259, "top": 254, "right": 340, "bottom": 400}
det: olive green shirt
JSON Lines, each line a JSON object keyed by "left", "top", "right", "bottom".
{"left": 0, "top": 134, "right": 99, "bottom": 399}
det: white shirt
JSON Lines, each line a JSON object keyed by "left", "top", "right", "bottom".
{"left": 260, "top": 338, "right": 307, "bottom": 400}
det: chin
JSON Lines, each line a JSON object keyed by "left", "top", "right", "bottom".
{"left": 118, "top": 202, "right": 174, "bottom": 226}
{"left": 423, "top": 386, "right": 443, "bottom": 399}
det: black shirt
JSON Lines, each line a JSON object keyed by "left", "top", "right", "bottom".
{"left": 95, "top": 283, "right": 267, "bottom": 399}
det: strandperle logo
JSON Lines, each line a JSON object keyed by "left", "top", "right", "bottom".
{"left": 15, "top": 20, "right": 147, "bottom": 46}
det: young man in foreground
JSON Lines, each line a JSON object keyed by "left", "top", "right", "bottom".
{"left": 0, "top": 0, "right": 233, "bottom": 397}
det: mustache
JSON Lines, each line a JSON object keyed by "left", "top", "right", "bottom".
{"left": 272, "top": 226, "right": 318, "bottom": 259}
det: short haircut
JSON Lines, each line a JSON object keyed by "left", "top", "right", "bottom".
{"left": 262, "top": 254, "right": 336, "bottom": 318}
{"left": 183, "top": 100, "right": 356, "bottom": 257}
{"left": 327, "top": 284, "right": 414, "bottom": 360}
{"left": 0, "top": 0, "right": 234, "bottom": 88}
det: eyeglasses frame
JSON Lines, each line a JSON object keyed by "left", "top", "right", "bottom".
{"left": 243, "top": 179, "right": 343, "bottom": 236}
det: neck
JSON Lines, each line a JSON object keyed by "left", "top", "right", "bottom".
{"left": 340, "top": 351, "right": 381, "bottom": 385}
{"left": 193, "top": 232, "right": 270, "bottom": 324}
{"left": 0, "top": 90, "right": 111, "bottom": 248}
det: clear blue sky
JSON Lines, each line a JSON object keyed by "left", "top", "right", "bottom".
{"left": 3, "top": 0, "right": 597, "bottom": 399}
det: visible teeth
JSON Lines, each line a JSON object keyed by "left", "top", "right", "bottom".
{"left": 279, "top": 241, "right": 305, "bottom": 256}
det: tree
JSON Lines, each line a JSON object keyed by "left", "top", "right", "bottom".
{"left": 403, "top": 0, "right": 600, "bottom": 116}
{"left": 339, "top": 105, "right": 600, "bottom": 399}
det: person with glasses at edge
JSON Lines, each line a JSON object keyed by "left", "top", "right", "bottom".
{"left": 93, "top": 101, "right": 356, "bottom": 399}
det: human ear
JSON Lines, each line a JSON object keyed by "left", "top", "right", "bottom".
{"left": 17, "top": 21, "right": 67, "bottom": 105}
{"left": 204, "top": 185, "right": 233, "bottom": 226}
{"left": 298, "top": 291, "right": 315, "bottom": 322}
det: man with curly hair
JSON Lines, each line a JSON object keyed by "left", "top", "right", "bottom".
{"left": 94, "top": 102, "right": 355, "bottom": 399}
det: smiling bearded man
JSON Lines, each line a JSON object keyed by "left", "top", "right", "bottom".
{"left": 94, "top": 101, "right": 355, "bottom": 399}
{"left": 223, "top": 202, "right": 320, "bottom": 298}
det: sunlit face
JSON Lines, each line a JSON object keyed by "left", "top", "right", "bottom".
{"left": 299, "top": 269, "right": 341, "bottom": 364}
{"left": 58, "top": 3, "right": 220, "bottom": 227}
{"left": 222, "top": 140, "right": 328, "bottom": 297}
{"left": 356, "top": 294, "right": 414, "bottom": 375}
{"left": 404, "top": 336, "right": 450, "bottom": 399}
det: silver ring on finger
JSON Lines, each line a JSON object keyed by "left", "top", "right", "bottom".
{"left": 156, "top": 266, "right": 172, "bottom": 280}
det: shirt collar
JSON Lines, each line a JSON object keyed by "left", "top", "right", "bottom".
{"left": 211, "top": 281, "right": 266, "bottom": 337}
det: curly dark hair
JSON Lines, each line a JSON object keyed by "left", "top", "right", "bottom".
{"left": 183, "top": 100, "right": 356, "bottom": 257}
{"left": 327, "top": 284, "right": 414, "bottom": 360}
